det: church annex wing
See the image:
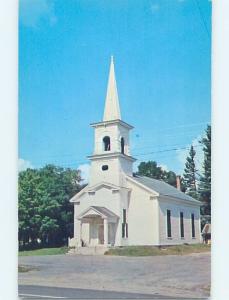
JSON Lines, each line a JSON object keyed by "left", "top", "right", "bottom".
{"left": 126, "top": 175, "right": 201, "bottom": 205}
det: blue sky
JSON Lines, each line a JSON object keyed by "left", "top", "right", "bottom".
{"left": 19, "top": 0, "right": 211, "bottom": 180}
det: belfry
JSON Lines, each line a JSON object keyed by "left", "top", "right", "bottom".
{"left": 88, "top": 56, "right": 136, "bottom": 187}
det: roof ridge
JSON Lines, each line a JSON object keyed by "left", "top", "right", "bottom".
{"left": 131, "top": 175, "right": 200, "bottom": 204}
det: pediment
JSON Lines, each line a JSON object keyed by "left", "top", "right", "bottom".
{"left": 87, "top": 182, "right": 120, "bottom": 193}
{"left": 81, "top": 208, "right": 100, "bottom": 218}
{"left": 69, "top": 182, "right": 123, "bottom": 203}
{"left": 77, "top": 206, "right": 119, "bottom": 222}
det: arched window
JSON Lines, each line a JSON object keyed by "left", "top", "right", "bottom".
{"left": 103, "top": 136, "right": 110, "bottom": 151}
{"left": 121, "top": 137, "right": 125, "bottom": 154}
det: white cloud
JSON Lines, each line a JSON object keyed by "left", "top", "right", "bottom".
{"left": 159, "top": 164, "right": 169, "bottom": 172}
{"left": 20, "top": 0, "right": 57, "bottom": 28}
{"left": 18, "top": 158, "right": 34, "bottom": 172}
{"left": 78, "top": 164, "right": 90, "bottom": 184}
{"left": 176, "top": 136, "right": 204, "bottom": 176}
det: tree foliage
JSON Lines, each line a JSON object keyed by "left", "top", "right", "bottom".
{"left": 183, "top": 145, "right": 198, "bottom": 199}
{"left": 198, "top": 125, "right": 211, "bottom": 216}
{"left": 136, "top": 160, "right": 185, "bottom": 191}
{"left": 18, "top": 165, "right": 82, "bottom": 249}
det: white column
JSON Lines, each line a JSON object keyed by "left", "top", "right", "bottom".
{"left": 75, "top": 219, "right": 82, "bottom": 247}
{"left": 79, "top": 221, "right": 82, "bottom": 246}
{"left": 104, "top": 218, "right": 108, "bottom": 246}
{"left": 74, "top": 218, "right": 78, "bottom": 238}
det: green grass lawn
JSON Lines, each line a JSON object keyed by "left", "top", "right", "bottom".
{"left": 105, "top": 243, "right": 211, "bottom": 256}
{"left": 18, "top": 244, "right": 210, "bottom": 257}
{"left": 19, "top": 246, "right": 68, "bottom": 256}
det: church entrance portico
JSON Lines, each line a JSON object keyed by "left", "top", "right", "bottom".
{"left": 77, "top": 206, "right": 118, "bottom": 247}
{"left": 87, "top": 215, "right": 106, "bottom": 246}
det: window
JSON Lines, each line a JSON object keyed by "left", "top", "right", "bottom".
{"left": 123, "top": 209, "right": 126, "bottom": 223}
{"left": 121, "top": 137, "right": 125, "bottom": 154}
{"left": 122, "top": 209, "right": 128, "bottom": 238}
{"left": 180, "top": 212, "right": 184, "bottom": 238}
{"left": 102, "top": 165, "right": 108, "bottom": 171}
{"left": 191, "top": 213, "right": 195, "bottom": 238}
{"left": 103, "top": 136, "right": 110, "bottom": 151}
{"left": 167, "top": 210, "right": 172, "bottom": 238}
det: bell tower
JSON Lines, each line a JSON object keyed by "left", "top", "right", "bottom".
{"left": 88, "top": 57, "right": 136, "bottom": 186}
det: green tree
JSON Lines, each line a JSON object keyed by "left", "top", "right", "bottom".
{"left": 18, "top": 168, "right": 42, "bottom": 247}
{"left": 18, "top": 165, "right": 82, "bottom": 249}
{"left": 137, "top": 161, "right": 164, "bottom": 180}
{"left": 136, "top": 160, "right": 184, "bottom": 190}
{"left": 183, "top": 145, "right": 198, "bottom": 199}
{"left": 198, "top": 125, "right": 211, "bottom": 216}
{"left": 164, "top": 171, "right": 177, "bottom": 188}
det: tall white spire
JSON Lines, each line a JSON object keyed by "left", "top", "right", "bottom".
{"left": 103, "top": 56, "right": 121, "bottom": 121}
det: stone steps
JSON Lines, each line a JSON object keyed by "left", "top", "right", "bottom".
{"left": 68, "top": 246, "right": 108, "bottom": 255}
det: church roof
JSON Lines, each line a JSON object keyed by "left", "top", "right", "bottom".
{"left": 103, "top": 56, "right": 121, "bottom": 121}
{"left": 132, "top": 175, "right": 201, "bottom": 204}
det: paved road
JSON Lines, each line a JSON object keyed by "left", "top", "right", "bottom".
{"left": 19, "top": 285, "right": 179, "bottom": 299}
{"left": 19, "top": 253, "right": 210, "bottom": 299}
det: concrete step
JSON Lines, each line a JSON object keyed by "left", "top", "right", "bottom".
{"left": 68, "top": 246, "right": 108, "bottom": 255}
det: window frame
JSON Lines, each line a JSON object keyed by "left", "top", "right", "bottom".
{"left": 191, "top": 213, "right": 196, "bottom": 238}
{"left": 121, "top": 137, "right": 125, "bottom": 154}
{"left": 180, "top": 212, "right": 184, "bottom": 239}
{"left": 166, "top": 209, "right": 172, "bottom": 238}
{"left": 122, "top": 209, "right": 128, "bottom": 238}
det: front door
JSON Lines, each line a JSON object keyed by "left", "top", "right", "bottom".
{"left": 98, "top": 224, "right": 104, "bottom": 244}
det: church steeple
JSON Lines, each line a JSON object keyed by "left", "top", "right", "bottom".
{"left": 88, "top": 57, "right": 136, "bottom": 186}
{"left": 103, "top": 56, "right": 121, "bottom": 121}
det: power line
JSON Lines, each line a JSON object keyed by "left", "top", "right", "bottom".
{"left": 132, "top": 141, "right": 199, "bottom": 152}
{"left": 134, "top": 144, "right": 202, "bottom": 157}
{"left": 31, "top": 135, "right": 203, "bottom": 161}
{"left": 25, "top": 122, "right": 209, "bottom": 160}
{"left": 31, "top": 144, "right": 204, "bottom": 168}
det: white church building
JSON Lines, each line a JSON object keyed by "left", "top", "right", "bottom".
{"left": 69, "top": 57, "right": 201, "bottom": 251}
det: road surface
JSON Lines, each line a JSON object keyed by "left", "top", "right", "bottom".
{"left": 19, "top": 252, "right": 210, "bottom": 299}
